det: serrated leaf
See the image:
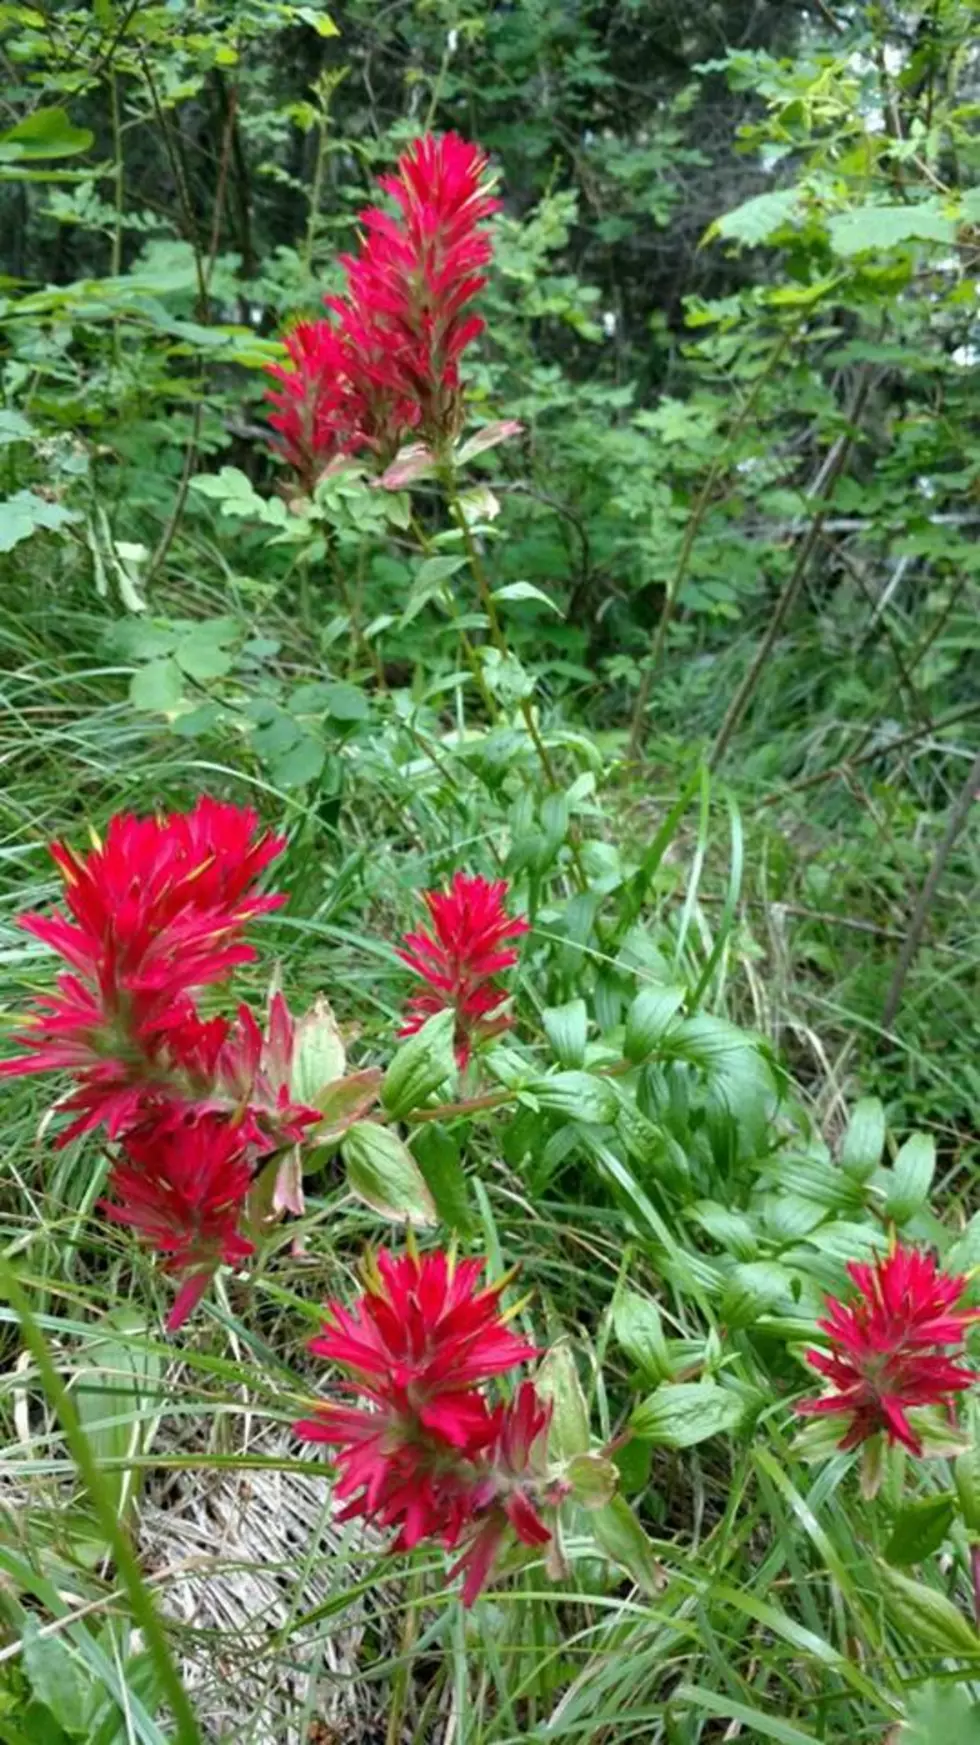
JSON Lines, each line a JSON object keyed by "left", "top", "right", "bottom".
{"left": 840, "top": 1096, "right": 885, "bottom": 1182}
{"left": 828, "top": 200, "right": 955, "bottom": 257}
{"left": 884, "top": 1494, "right": 956, "bottom": 1566}
{"left": 342, "top": 1121, "right": 436, "bottom": 1225}
{"left": 712, "top": 187, "right": 803, "bottom": 245}
{"left": 542, "top": 999, "right": 588, "bottom": 1068}
{"left": 632, "top": 1381, "right": 745, "bottom": 1447}
{"left": 885, "top": 1131, "right": 935, "bottom": 1224}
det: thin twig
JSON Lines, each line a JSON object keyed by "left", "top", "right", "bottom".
{"left": 755, "top": 701, "right": 980, "bottom": 810}
{"left": 881, "top": 744, "right": 980, "bottom": 1030}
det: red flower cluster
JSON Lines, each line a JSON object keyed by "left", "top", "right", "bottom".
{"left": 796, "top": 1243, "right": 978, "bottom": 1454}
{"left": 1, "top": 800, "right": 318, "bottom": 1327}
{"left": 265, "top": 132, "right": 499, "bottom": 489}
{"left": 294, "top": 1247, "right": 563, "bottom": 1605}
{"left": 398, "top": 871, "right": 528, "bottom": 1066}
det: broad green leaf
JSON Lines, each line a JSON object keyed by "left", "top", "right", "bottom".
{"left": 0, "top": 107, "right": 93, "bottom": 162}
{"left": 22, "top": 1616, "right": 88, "bottom": 1735}
{"left": 529, "top": 1070, "right": 617, "bottom": 1125}
{"left": 631, "top": 1381, "right": 745, "bottom": 1447}
{"left": 174, "top": 634, "right": 233, "bottom": 682}
{"left": 565, "top": 1452, "right": 618, "bottom": 1509}
{"left": 828, "top": 200, "right": 956, "bottom": 257}
{"left": 884, "top": 1131, "right": 935, "bottom": 1224}
{"left": 342, "top": 1121, "right": 436, "bottom": 1225}
{"left": 720, "top": 1261, "right": 793, "bottom": 1329}
{"left": 71, "top": 1311, "right": 162, "bottom": 1521}
{"left": 290, "top": 995, "right": 346, "bottom": 1103}
{"left": 536, "top": 1343, "right": 590, "bottom": 1460}
{"left": 884, "top": 1494, "right": 956, "bottom": 1566}
{"left": 590, "top": 1495, "right": 663, "bottom": 1595}
{"left": 690, "top": 1200, "right": 758, "bottom": 1260}
{"left": 623, "top": 985, "right": 685, "bottom": 1062}
{"left": 840, "top": 1096, "right": 885, "bottom": 1182}
{"left": 321, "top": 682, "right": 369, "bottom": 722}
{"left": 542, "top": 999, "right": 588, "bottom": 1068}
{"left": 492, "top": 581, "right": 561, "bottom": 614}
{"left": 0, "top": 409, "right": 33, "bottom": 444}
{"left": 381, "top": 1008, "right": 456, "bottom": 1117}
{"left": 411, "top": 1124, "right": 474, "bottom": 1234}
{"left": 613, "top": 1290, "right": 673, "bottom": 1381}
{"left": 955, "top": 1400, "right": 980, "bottom": 1533}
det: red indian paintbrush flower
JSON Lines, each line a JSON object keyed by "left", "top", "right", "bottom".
{"left": 101, "top": 1114, "right": 256, "bottom": 1331}
{"left": 398, "top": 871, "right": 528, "bottom": 1065}
{"left": 796, "top": 1243, "right": 978, "bottom": 1454}
{"left": 450, "top": 1380, "right": 556, "bottom": 1606}
{"left": 265, "top": 132, "right": 499, "bottom": 483}
{"left": 294, "top": 1248, "right": 563, "bottom": 1603}
{"left": 0, "top": 799, "right": 286, "bottom": 1139}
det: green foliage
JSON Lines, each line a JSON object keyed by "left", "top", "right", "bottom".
{"left": 0, "top": 0, "right": 978, "bottom": 1738}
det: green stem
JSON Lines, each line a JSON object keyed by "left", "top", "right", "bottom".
{"left": 0, "top": 1257, "right": 203, "bottom": 1745}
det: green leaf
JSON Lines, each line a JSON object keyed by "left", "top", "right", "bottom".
{"left": 0, "top": 107, "right": 93, "bottom": 162}
{"left": 623, "top": 985, "right": 686, "bottom": 1062}
{"left": 613, "top": 1290, "right": 673, "bottom": 1382}
{"left": 341, "top": 1121, "right": 436, "bottom": 1225}
{"left": 691, "top": 1200, "right": 758, "bottom": 1260}
{"left": 542, "top": 999, "right": 588, "bottom": 1068}
{"left": 720, "top": 1261, "right": 793, "bottom": 1329}
{"left": 536, "top": 1343, "right": 590, "bottom": 1460}
{"left": 885, "top": 1495, "right": 956, "bottom": 1566}
{"left": 270, "top": 735, "right": 325, "bottom": 788}
{"left": 174, "top": 634, "right": 234, "bottom": 683}
{"left": 410, "top": 1124, "right": 473, "bottom": 1234}
{"left": 321, "top": 682, "right": 369, "bottom": 722}
{"left": 877, "top": 1562, "right": 979, "bottom": 1657}
{"left": 565, "top": 1452, "right": 618, "bottom": 1509}
{"left": 289, "top": 995, "right": 346, "bottom": 1104}
{"left": 0, "top": 489, "right": 78, "bottom": 552}
{"left": 381, "top": 1009, "right": 456, "bottom": 1118}
{"left": 22, "top": 1617, "right": 88, "bottom": 1735}
{"left": 632, "top": 1381, "right": 745, "bottom": 1448}
{"left": 590, "top": 1495, "right": 663, "bottom": 1595}
{"left": 129, "top": 659, "right": 183, "bottom": 713}
{"left": 492, "top": 581, "right": 561, "bottom": 614}
{"left": 0, "top": 409, "right": 33, "bottom": 445}
{"left": 954, "top": 1400, "right": 980, "bottom": 1533}
{"left": 71, "top": 1311, "right": 162, "bottom": 1522}
{"left": 828, "top": 200, "right": 956, "bottom": 257}
{"left": 840, "top": 1096, "right": 885, "bottom": 1182}
{"left": 712, "top": 187, "right": 803, "bottom": 245}
{"left": 885, "top": 1132, "right": 935, "bottom": 1224}
{"left": 901, "top": 1680, "right": 980, "bottom": 1744}
{"left": 529, "top": 1070, "right": 618, "bottom": 1125}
